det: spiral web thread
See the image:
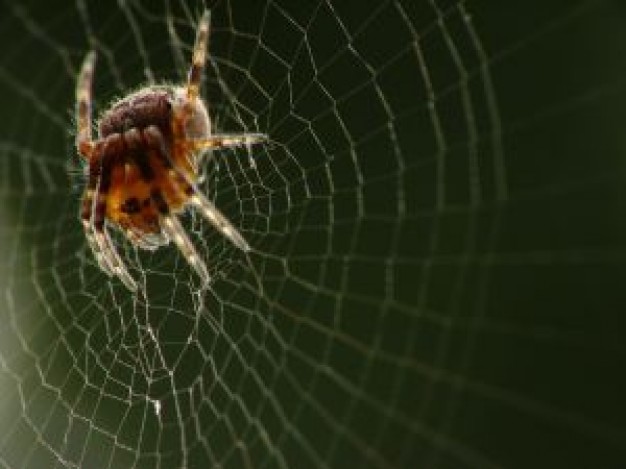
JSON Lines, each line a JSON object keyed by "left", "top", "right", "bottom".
{"left": 0, "top": 0, "right": 625, "bottom": 468}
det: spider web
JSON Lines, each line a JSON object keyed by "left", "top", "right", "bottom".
{"left": 1, "top": 0, "right": 625, "bottom": 468}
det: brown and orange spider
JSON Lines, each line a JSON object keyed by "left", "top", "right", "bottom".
{"left": 75, "top": 10, "right": 266, "bottom": 291}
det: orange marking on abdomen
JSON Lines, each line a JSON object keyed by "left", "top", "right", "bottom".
{"left": 106, "top": 151, "right": 197, "bottom": 235}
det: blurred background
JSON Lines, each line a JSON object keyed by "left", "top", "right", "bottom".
{"left": 0, "top": 0, "right": 625, "bottom": 468}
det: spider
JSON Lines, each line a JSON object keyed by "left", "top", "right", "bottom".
{"left": 75, "top": 10, "right": 266, "bottom": 292}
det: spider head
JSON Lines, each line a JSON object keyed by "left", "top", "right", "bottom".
{"left": 170, "top": 86, "right": 211, "bottom": 140}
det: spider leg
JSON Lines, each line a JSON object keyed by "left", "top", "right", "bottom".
{"left": 144, "top": 125, "right": 251, "bottom": 252}
{"left": 81, "top": 192, "right": 115, "bottom": 276}
{"left": 93, "top": 223, "right": 138, "bottom": 292}
{"left": 151, "top": 188, "right": 211, "bottom": 283}
{"left": 76, "top": 51, "right": 96, "bottom": 158}
{"left": 190, "top": 133, "right": 268, "bottom": 151}
{"left": 76, "top": 54, "right": 130, "bottom": 287}
{"left": 91, "top": 146, "right": 138, "bottom": 292}
{"left": 80, "top": 150, "right": 116, "bottom": 275}
{"left": 189, "top": 192, "right": 250, "bottom": 251}
{"left": 186, "top": 10, "right": 210, "bottom": 102}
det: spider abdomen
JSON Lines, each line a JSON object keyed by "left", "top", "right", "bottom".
{"left": 102, "top": 128, "right": 194, "bottom": 234}
{"left": 98, "top": 87, "right": 173, "bottom": 138}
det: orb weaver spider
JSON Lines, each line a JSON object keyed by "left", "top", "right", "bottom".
{"left": 75, "top": 10, "right": 266, "bottom": 291}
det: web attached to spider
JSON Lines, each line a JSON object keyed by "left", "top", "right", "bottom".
{"left": 1, "top": 0, "right": 625, "bottom": 468}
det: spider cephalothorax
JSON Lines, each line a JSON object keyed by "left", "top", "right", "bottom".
{"left": 75, "top": 10, "right": 266, "bottom": 291}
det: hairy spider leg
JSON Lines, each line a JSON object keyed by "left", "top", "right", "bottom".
{"left": 125, "top": 128, "right": 156, "bottom": 182}
{"left": 186, "top": 10, "right": 210, "bottom": 102}
{"left": 145, "top": 125, "right": 252, "bottom": 252}
{"left": 74, "top": 51, "right": 135, "bottom": 286}
{"left": 160, "top": 215, "right": 211, "bottom": 283}
{"left": 190, "top": 133, "right": 268, "bottom": 151}
{"left": 76, "top": 51, "right": 96, "bottom": 157}
{"left": 143, "top": 125, "right": 193, "bottom": 195}
{"left": 150, "top": 187, "right": 211, "bottom": 283}
{"left": 182, "top": 8, "right": 268, "bottom": 175}
{"left": 80, "top": 153, "right": 115, "bottom": 276}
{"left": 190, "top": 192, "right": 250, "bottom": 251}
{"left": 141, "top": 126, "right": 211, "bottom": 282}
{"left": 93, "top": 221, "right": 138, "bottom": 292}
{"left": 90, "top": 139, "right": 139, "bottom": 292}
{"left": 75, "top": 51, "right": 126, "bottom": 283}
